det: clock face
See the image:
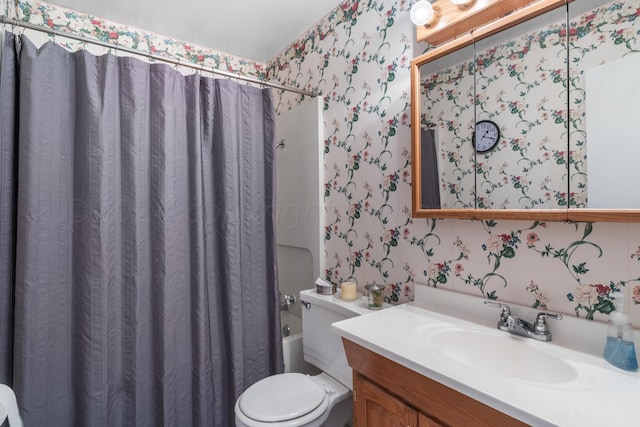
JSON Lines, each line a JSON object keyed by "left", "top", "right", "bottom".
{"left": 473, "top": 120, "right": 500, "bottom": 153}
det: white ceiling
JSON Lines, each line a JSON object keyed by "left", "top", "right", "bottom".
{"left": 47, "top": 0, "right": 346, "bottom": 63}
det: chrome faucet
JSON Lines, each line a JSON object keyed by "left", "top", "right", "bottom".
{"left": 280, "top": 293, "right": 296, "bottom": 311}
{"left": 484, "top": 301, "right": 562, "bottom": 342}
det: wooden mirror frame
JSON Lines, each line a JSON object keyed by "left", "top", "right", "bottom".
{"left": 410, "top": 0, "right": 640, "bottom": 222}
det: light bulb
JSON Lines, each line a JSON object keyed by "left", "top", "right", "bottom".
{"left": 410, "top": 0, "right": 435, "bottom": 26}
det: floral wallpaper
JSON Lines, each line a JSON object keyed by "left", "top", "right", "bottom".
{"left": 5, "top": 0, "right": 640, "bottom": 327}
{"left": 4, "top": 0, "right": 268, "bottom": 78}
{"left": 268, "top": 0, "right": 640, "bottom": 325}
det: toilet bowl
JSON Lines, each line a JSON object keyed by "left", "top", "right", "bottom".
{"left": 234, "top": 372, "right": 351, "bottom": 427}
{"left": 234, "top": 288, "right": 376, "bottom": 427}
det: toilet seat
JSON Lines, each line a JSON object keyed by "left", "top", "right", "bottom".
{"left": 236, "top": 373, "right": 330, "bottom": 426}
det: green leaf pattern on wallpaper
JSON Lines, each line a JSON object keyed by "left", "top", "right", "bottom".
{"left": 268, "top": 0, "right": 640, "bottom": 322}
{"left": 15, "top": 1, "right": 269, "bottom": 79}
{"left": 16, "top": 0, "right": 640, "bottom": 322}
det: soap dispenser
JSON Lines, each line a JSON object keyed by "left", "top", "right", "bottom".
{"left": 603, "top": 291, "right": 638, "bottom": 371}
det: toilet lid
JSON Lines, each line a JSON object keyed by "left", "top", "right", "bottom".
{"left": 238, "top": 373, "right": 327, "bottom": 423}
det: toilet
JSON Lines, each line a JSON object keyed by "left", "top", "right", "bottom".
{"left": 234, "top": 288, "right": 375, "bottom": 427}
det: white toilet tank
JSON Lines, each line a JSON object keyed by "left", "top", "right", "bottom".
{"left": 299, "top": 289, "right": 371, "bottom": 390}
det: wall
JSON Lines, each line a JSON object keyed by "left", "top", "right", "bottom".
{"left": 275, "top": 97, "right": 323, "bottom": 318}
{"left": 267, "top": 0, "right": 640, "bottom": 325}
{"left": 6, "top": 0, "right": 640, "bottom": 326}
{"left": 4, "top": 0, "right": 268, "bottom": 78}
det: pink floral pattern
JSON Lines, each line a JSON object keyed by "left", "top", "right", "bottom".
{"left": 267, "top": 0, "right": 640, "bottom": 319}
{"left": 12, "top": 0, "right": 267, "bottom": 79}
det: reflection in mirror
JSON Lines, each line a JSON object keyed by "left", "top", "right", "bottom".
{"left": 418, "top": 46, "right": 476, "bottom": 209}
{"left": 473, "top": 7, "right": 569, "bottom": 209}
{"left": 418, "top": 7, "right": 571, "bottom": 211}
{"left": 569, "top": 0, "right": 640, "bottom": 208}
{"left": 412, "top": 0, "right": 640, "bottom": 221}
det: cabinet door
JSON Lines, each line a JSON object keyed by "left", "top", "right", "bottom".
{"left": 354, "top": 374, "right": 418, "bottom": 427}
{"left": 418, "top": 413, "right": 445, "bottom": 427}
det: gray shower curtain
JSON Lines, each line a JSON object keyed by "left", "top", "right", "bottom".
{"left": 0, "top": 32, "right": 283, "bottom": 426}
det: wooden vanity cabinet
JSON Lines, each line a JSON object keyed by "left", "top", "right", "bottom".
{"left": 343, "top": 338, "right": 529, "bottom": 427}
{"left": 354, "top": 373, "right": 442, "bottom": 427}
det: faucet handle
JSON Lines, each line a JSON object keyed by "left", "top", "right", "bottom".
{"left": 534, "top": 312, "right": 562, "bottom": 334}
{"left": 484, "top": 301, "right": 512, "bottom": 330}
{"left": 484, "top": 301, "right": 511, "bottom": 316}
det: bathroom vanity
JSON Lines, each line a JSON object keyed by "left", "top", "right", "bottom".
{"left": 332, "top": 285, "right": 640, "bottom": 426}
{"left": 346, "top": 340, "right": 526, "bottom": 426}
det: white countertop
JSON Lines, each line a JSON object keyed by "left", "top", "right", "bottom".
{"left": 331, "top": 285, "right": 640, "bottom": 427}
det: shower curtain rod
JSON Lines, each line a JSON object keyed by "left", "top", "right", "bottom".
{"left": 0, "top": 15, "right": 317, "bottom": 97}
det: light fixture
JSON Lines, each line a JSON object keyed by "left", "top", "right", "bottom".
{"left": 410, "top": 1, "right": 436, "bottom": 26}
{"left": 410, "top": 0, "right": 477, "bottom": 27}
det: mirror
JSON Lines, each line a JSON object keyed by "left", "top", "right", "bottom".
{"left": 473, "top": 7, "right": 568, "bottom": 211}
{"left": 417, "top": 45, "right": 476, "bottom": 210}
{"left": 567, "top": 0, "right": 640, "bottom": 211}
{"left": 411, "top": 0, "right": 640, "bottom": 222}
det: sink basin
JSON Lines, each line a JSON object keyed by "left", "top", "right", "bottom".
{"left": 426, "top": 327, "right": 579, "bottom": 384}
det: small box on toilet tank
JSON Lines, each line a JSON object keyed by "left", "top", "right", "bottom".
{"left": 315, "top": 277, "right": 336, "bottom": 295}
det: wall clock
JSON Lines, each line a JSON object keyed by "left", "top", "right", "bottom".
{"left": 473, "top": 120, "right": 500, "bottom": 153}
